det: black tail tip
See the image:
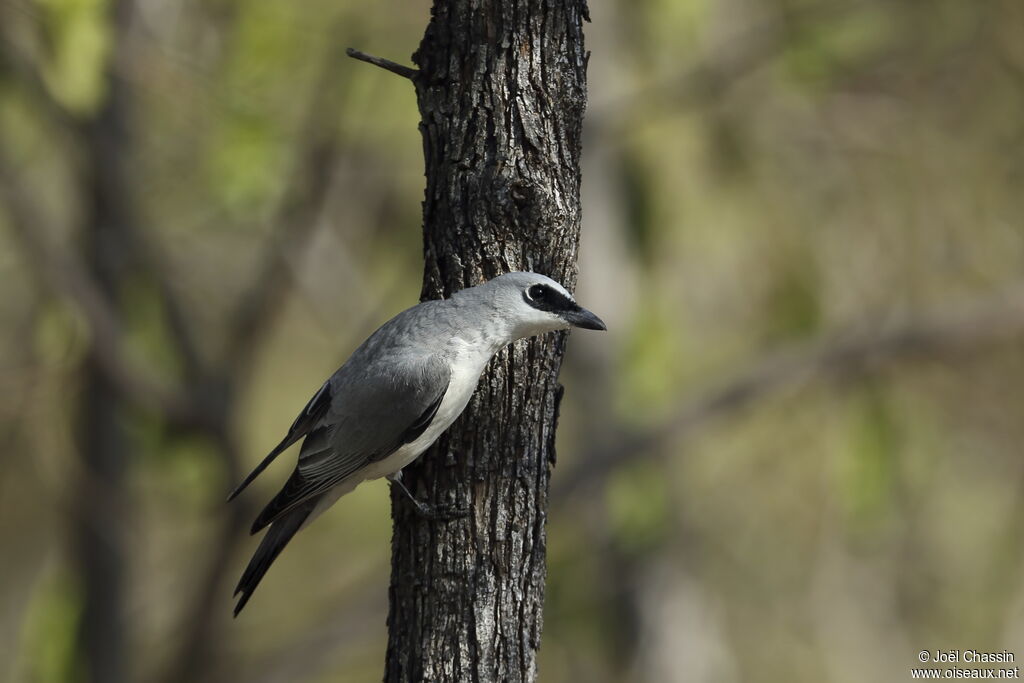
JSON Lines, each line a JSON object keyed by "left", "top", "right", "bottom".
{"left": 226, "top": 481, "right": 246, "bottom": 503}
{"left": 233, "top": 592, "right": 251, "bottom": 617}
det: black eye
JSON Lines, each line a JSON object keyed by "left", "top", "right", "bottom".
{"left": 528, "top": 284, "right": 548, "bottom": 301}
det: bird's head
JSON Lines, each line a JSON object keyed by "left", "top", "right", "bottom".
{"left": 476, "top": 271, "right": 606, "bottom": 340}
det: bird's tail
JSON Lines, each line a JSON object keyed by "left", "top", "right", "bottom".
{"left": 233, "top": 499, "right": 315, "bottom": 617}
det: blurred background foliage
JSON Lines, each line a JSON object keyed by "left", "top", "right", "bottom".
{"left": 2, "top": 0, "right": 1024, "bottom": 681}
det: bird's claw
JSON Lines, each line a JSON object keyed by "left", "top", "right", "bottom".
{"left": 410, "top": 500, "right": 470, "bottom": 521}
{"left": 389, "top": 476, "right": 469, "bottom": 521}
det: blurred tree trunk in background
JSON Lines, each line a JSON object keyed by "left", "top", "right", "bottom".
{"left": 73, "top": 1, "right": 134, "bottom": 681}
{"left": 384, "top": 1, "right": 589, "bottom": 681}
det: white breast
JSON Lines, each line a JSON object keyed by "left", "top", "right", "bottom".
{"left": 359, "top": 338, "right": 493, "bottom": 481}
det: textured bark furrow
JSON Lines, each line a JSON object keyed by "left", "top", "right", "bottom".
{"left": 385, "top": 1, "right": 587, "bottom": 681}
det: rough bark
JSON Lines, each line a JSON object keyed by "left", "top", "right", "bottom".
{"left": 384, "top": 1, "right": 589, "bottom": 681}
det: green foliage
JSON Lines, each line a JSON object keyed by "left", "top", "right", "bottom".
{"left": 18, "top": 568, "right": 84, "bottom": 683}
{"left": 205, "top": 108, "right": 286, "bottom": 217}
{"left": 33, "top": 299, "right": 88, "bottom": 367}
{"left": 157, "top": 435, "right": 223, "bottom": 504}
{"left": 761, "top": 254, "right": 821, "bottom": 343}
{"left": 835, "top": 386, "right": 900, "bottom": 537}
{"left": 617, "top": 149, "right": 657, "bottom": 263}
{"left": 618, "top": 298, "right": 687, "bottom": 422}
{"left": 119, "top": 275, "right": 185, "bottom": 381}
{"left": 780, "top": 5, "right": 898, "bottom": 91}
{"left": 606, "top": 463, "right": 671, "bottom": 555}
{"left": 36, "top": 0, "right": 110, "bottom": 114}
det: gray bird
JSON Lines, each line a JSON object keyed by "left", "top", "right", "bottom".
{"left": 228, "top": 271, "right": 605, "bottom": 615}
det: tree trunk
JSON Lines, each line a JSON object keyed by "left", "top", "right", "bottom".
{"left": 73, "top": 2, "right": 136, "bottom": 681}
{"left": 384, "top": 1, "right": 589, "bottom": 681}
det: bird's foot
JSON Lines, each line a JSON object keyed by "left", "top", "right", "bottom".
{"left": 410, "top": 499, "right": 470, "bottom": 521}
{"left": 388, "top": 475, "right": 469, "bottom": 521}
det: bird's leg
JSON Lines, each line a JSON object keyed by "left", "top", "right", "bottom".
{"left": 387, "top": 471, "right": 427, "bottom": 512}
{"left": 386, "top": 471, "right": 469, "bottom": 521}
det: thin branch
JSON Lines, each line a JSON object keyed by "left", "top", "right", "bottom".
{"left": 553, "top": 286, "right": 1024, "bottom": 503}
{"left": 345, "top": 47, "right": 419, "bottom": 81}
{"left": 117, "top": 221, "right": 208, "bottom": 381}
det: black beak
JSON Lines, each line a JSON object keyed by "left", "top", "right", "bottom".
{"left": 563, "top": 306, "right": 607, "bottom": 331}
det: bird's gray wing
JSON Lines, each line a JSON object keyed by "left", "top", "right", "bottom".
{"left": 227, "top": 379, "right": 332, "bottom": 501}
{"left": 250, "top": 354, "right": 450, "bottom": 532}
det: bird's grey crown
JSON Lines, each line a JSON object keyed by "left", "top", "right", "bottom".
{"left": 347, "top": 272, "right": 575, "bottom": 358}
